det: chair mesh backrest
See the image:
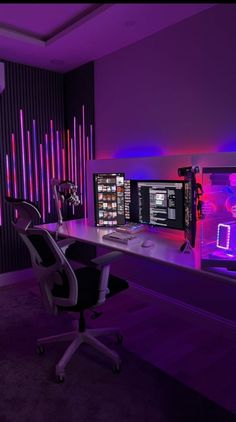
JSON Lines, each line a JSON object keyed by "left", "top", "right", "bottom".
{"left": 19, "top": 228, "right": 78, "bottom": 314}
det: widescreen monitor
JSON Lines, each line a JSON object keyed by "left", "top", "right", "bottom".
{"left": 93, "top": 173, "right": 125, "bottom": 227}
{"left": 129, "top": 180, "right": 185, "bottom": 230}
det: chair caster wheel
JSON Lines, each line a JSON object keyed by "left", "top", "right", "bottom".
{"left": 116, "top": 334, "right": 123, "bottom": 344}
{"left": 112, "top": 363, "right": 121, "bottom": 374}
{"left": 36, "top": 344, "right": 45, "bottom": 355}
{"left": 56, "top": 374, "right": 65, "bottom": 383}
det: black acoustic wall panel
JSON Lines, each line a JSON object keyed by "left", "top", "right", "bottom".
{"left": 0, "top": 61, "right": 65, "bottom": 273}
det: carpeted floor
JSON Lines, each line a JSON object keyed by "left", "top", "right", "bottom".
{"left": 0, "top": 280, "right": 235, "bottom": 422}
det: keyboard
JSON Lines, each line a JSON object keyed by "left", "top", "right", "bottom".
{"left": 116, "top": 223, "right": 146, "bottom": 234}
{"left": 102, "top": 231, "right": 140, "bottom": 245}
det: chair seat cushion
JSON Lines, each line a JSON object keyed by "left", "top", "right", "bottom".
{"left": 52, "top": 267, "right": 129, "bottom": 312}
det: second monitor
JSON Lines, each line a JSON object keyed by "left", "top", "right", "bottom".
{"left": 129, "top": 180, "right": 185, "bottom": 230}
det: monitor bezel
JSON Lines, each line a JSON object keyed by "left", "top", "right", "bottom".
{"left": 131, "top": 179, "right": 186, "bottom": 231}
{"left": 93, "top": 172, "right": 126, "bottom": 228}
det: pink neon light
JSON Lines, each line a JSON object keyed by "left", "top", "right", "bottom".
{"left": 82, "top": 105, "right": 87, "bottom": 217}
{"left": 74, "top": 117, "right": 78, "bottom": 185}
{"left": 62, "top": 148, "right": 66, "bottom": 180}
{"left": 11, "top": 134, "right": 18, "bottom": 198}
{"left": 71, "top": 137, "right": 75, "bottom": 216}
{"left": 50, "top": 120, "right": 55, "bottom": 178}
{"left": 56, "top": 130, "right": 60, "bottom": 179}
{"left": 79, "top": 124, "right": 83, "bottom": 205}
{"left": 67, "top": 129, "right": 71, "bottom": 180}
{"left": 20, "top": 109, "right": 27, "bottom": 198}
{"left": 71, "top": 138, "right": 74, "bottom": 183}
{"left": 33, "top": 120, "right": 39, "bottom": 201}
{"left": 90, "top": 124, "right": 93, "bottom": 160}
{"left": 27, "top": 131, "right": 33, "bottom": 202}
{"left": 45, "top": 134, "right": 51, "bottom": 213}
{"left": 6, "top": 154, "right": 11, "bottom": 197}
{"left": 40, "top": 144, "right": 46, "bottom": 223}
{"left": 86, "top": 135, "right": 89, "bottom": 160}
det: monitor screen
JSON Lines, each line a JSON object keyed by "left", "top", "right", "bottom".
{"left": 124, "top": 179, "right": 131, "bottom": 221}
{"left": 129, "top": 180, "right": 185, "bottom": 230}
{"left": 93, "top": 173, "right": 125, "bottom": 227}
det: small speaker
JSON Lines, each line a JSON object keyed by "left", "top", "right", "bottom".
{"left": 0, "top": 62, "right": 5, "bottom": 94}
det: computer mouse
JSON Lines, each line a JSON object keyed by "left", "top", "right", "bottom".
{"left": 141, "top": 239, "right": 155, "bottom": 248}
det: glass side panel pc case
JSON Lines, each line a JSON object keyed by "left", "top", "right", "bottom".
{"left": 201, "top": 167, "right": 236, "bottom": 275}
{"left": 93, "top": 173, "right": 125, "bottom": 227}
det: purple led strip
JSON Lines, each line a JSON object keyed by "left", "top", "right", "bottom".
{"left": 39, "top": 144, "right": 46, "bottom": 223}
{"left": 45, "top": 133, "right": 51, "bottom": 213}
{"left": 11, "top": 134, "right": 18, "bottom": 198}
{"left": 27, "top": 131, "right": 33, "bottom": 202}
{"left": 50, "top": 120, "right": 55, "bottom": 179}
{"left": 79, "top": 124, "right": 83, "bottom": 205}
{"left": 32, "top": 120, "right": 39, "bottom": 201}
{"left": 56, "top": 130, "right": 60, "bottom": 180}
{"left": 82, "top": 105, "right": 87, "bottom": 217}
{"left": 70, "top": 137, "right": 75, "bottom": 215}
{"left": 6, "top": 154, "right": 11, "bottom": 197}
{"left": 71, "top": 137, "right": 74, "bottom": 183}
{"left": 90, "top": 124, "right": 93, "bottom": 160}
{"left": 20, "top": 109, "right": 27, "bottom": 199}
{"left": 74, "top": 117, "right": 78, "bottom": 185}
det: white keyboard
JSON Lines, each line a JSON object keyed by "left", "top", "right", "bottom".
{"left": 102, "top": 231, "right": 140, "bottom": 244}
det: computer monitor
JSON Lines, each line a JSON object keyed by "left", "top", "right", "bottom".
{"left": 129, "top": 180, "right": 185, "bottom": 230}
{"left": 93, "top": 173, "right": 125, "bottom": 227}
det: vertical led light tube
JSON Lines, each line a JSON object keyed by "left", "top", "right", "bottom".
{"left": 62, "top": 148, "right": 66, "bottom": 180}
{"left": 71, "top": 138, "right": 74, "bottom": 183}
{"left": 71, "top": 138, "right": 75, "bottom": 215}
{"left": 79, "top": 124, "right": 83, "bottom": 205}
{"left": 86, "top": 135, "right": 90, "bottom": 161}
{"left": 20, "top": 109, "right": 27, "bottom": 199}
{"left": 11, "top": 134, "right": 18, "bottom": 198}
{"left": 73, "top": 117, "right": 78, "bottom": 185}
{"left": 27, "top": 131, "right": 33, "bottom": 202}
{"left": 39, "top": 144, "right": 46, "bottom": 222}
{"left": 45, "top": 134, "right": 51, "bottom": 213}
{"left": 82, "top": 105, "right": 87, "bottom": 217}
{"left": 90, "top": 124, "right": 93, "bottom": 160}
{"left": 67, "top": 129, "right": 71, "bottom": 180}
{"left": 6, "top": 154, "right": 11, "bottom": 197}
{"left": 50, "top": 120, "right": 55, "bottom": 179}
{"left": 56, "top": 130, "right": 60, "bottom": 180}
{"left": 32, "top": 120, "right": 39, "bottom": 201}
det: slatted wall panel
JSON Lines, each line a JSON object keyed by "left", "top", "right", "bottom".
{"left": 0, "top": 61, "right": 65, "bottom": 273}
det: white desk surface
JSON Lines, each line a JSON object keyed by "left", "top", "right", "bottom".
{"left": 38, "top": 219, "right": 201, "bottom": 273}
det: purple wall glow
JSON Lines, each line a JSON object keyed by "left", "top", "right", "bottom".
{"left": 95, "top": 4, "right": 236, "bottom": 159}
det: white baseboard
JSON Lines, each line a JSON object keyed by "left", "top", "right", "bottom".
{"left": 129, "top": 281, "right": 236, "bottom": 337}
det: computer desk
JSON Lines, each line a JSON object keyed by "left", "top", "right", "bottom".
{"left": 38, "top": 218, "right": 201, "bottom": 274}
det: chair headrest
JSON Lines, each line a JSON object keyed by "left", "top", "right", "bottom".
{"left": 5, "top": 197, "right": 41, "bottom": 231}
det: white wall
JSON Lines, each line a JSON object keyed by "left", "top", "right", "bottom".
{"left": 94, "top": 4, "right": 236, "bottom": 159}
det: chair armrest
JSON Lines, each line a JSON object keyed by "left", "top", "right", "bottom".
{"left": 91, "top": 251, "right": 123, "bottom": 266}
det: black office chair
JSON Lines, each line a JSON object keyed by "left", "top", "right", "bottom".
{"left": 6, "top": 197, "right": 128, "bottom": 382}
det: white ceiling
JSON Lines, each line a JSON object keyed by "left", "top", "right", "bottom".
{"left": 0, "top": 3, "right": 216, "bottom": 73}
